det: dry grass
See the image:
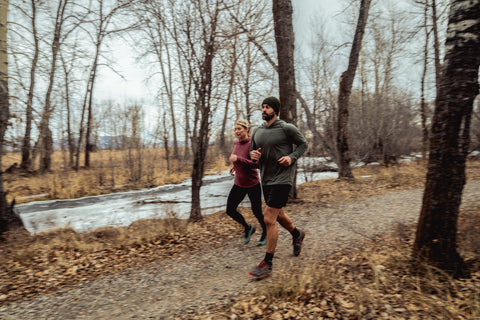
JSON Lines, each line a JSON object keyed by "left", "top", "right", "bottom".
{"left": 0, "top": 215, "right": 195, "bottom": 303}
{"left": 217, "top": 211, "right": 480, "bottom": 319}
{"left": 2, "top": 147, "right": 230, "bottom": 203}
{"left": 193, "top": 159, "right": 480, "bottom": 320}
{"left": 199, "top": 213, "right": 480, "bottom": 320}
{"left": 298, "top": 159, "right": 480, "bottom": 207}
{"left": 1, "top": 157, "right": 479, "bottom": 318}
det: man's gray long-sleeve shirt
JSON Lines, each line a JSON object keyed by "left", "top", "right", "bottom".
{"left": 250, "top": 119, "right": 308, "bottom": 186}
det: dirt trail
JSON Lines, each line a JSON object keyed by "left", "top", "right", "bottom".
{"left": 1, "top": 181, "right": 479, "bottom": 320}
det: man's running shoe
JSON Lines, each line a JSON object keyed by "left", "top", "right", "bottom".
{"left": 249, "top": 261, "right": 272, "bottom": 279}
{"left": 257, "top": 234, "right": 266, "bottom": 246}
{"left": 293, "top": 229, "right": 305, "bottom": 256}
{"left": 242, "top": 225, "right": 256, "bottom": 244}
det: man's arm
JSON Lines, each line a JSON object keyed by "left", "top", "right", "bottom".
{"left": 285, "top": 124, "right": 308, "bottom": 162}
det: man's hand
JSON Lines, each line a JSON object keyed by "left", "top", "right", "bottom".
{"left": 229, "top": 154, "right": 238, "bottom": 163}
{"left": 251, "top": 148, "right": 262, "bottom": 161}
{"left": 229, "top": 167, "right": 235, "bottom": 176}
{"left": 278, "top": 156, "right": 292, "bottom": 167}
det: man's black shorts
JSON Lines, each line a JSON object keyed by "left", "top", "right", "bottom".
{"left": 262, "top": 184, "right": 291, "bottom": 208}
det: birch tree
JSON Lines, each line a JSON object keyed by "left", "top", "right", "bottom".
{"left": 0, "top": 0, "right": 25, "bottom": 236}
{"left": 413, "top": 0, "right": 480, "bottom": 276}
{"left": 16, "top": 0, "right": 40, "bottom": 171}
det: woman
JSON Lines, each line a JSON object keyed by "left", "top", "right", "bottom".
{"left": 226, "top": 119, "right": 266, "bottom": 245}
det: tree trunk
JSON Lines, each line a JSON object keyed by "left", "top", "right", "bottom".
{"left": 336, "top": 0, "right": 372, "bottom": 179}
{"left": 161, "top": 26, "right": 179, "bottom": 160}
{"left": 60, "top": 52, "right": 76, "bottom": 167}
{"left": 36, "top": 0, "right": 68, "bottom": 173}
{"left": 272, "top": 0, "right": 297, "bottom": 123}
{"left": 162, "top": 111, "right": 170, "bottom": 171}
{"left": 20, "top": 0, "right": 39, "bottom": 171}
{"left": 189, "top": 1, "right": 219, "bottom": 222}
{"left": 431, "top": 0, "right": 442, "bottom": 99}
{"left": 420, "top": 0, "right": 430, "bottom": 161}
{"left": 85, "top": 64, "right": 97, "bottom": 168}
{"left": 190, "top": 103, "right": 211, "bottom": 222}
{"left": 0, "top": 0, "right": 25, "bottom": 237}
{"left": 219, "top": 38, "right": 237, "bottom": 159}
{"left": 413, "top": 0, "right": 480, "bottom": 276}
{"left": 272, "top": 0, "right": 299, "bottom": 198}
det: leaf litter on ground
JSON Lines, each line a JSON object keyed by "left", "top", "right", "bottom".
{"left": 1, "top": 159, "right": 480, "bottom": 319}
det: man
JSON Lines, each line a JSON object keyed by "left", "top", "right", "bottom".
{"left": 249, "top": 96, "right": 308, "bottom": 279}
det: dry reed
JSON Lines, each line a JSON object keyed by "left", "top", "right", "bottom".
{"left": 2, "top": 147, "right": 230, "bottom": 204}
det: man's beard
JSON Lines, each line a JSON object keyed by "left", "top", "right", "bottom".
{"left": 262, "top": 112, "right": 274, "bottom": 121}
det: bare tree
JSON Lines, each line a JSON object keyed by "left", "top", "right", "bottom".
{"left": 0, "top": 0, "right": 25, "bottom": 236}
{"left": 296, "top": 17, "right": 340, "bottom": 160}
{"left": 420, "top": 0, "right": 430, "bottom": 160}
{"left": 33, "top": 0, "right": 70, "bottom": 173}
{"left": 17, "top": 0, "right": 39, "bottom": 171}
{"left": 413, "top": 0, "right": 480, "bottom": 276}
{"left": 160, "top": 0, "right": 194, "bottom": 161}
{"left": 219, "top": 34, "right": 238, "bottom": 157}
{"left": 136, "top": 0, "right": 180, "bottom": 160}
{"left": 227, "top": 0, "right": 275, "bottom": 124}
{"left": 59, "top": 43, "right": 80, "bottom": 168}
{"left": 188, "top": 1, "right": 223, "bottom": 221}
{"left": 161, "top": 110, "right": 171, "bottom": 171}
{"left": 124, "top": 103, "right": 144, "bottom": 184}
{"left": 154, "top": 0, "right": 227, "bottom": 221}
{"left": 430, "top": 0, "right": 442, "bottom": 98}
{"left": 336, "top": 0, "right": 372, "bottom": 178}
{"left": 76, "top": 0, "right": 135, "bottom": 170}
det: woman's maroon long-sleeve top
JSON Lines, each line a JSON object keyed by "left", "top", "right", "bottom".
{"left": 231, "top": 138, "right": 260, "bottom": 188}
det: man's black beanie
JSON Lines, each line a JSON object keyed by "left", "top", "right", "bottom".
{"left": 262, "top": 96, "right": 280, "bottom": 115}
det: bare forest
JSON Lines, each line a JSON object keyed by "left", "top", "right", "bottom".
{"left": 0, "top": 0, "right": 480, "bottom": 314}
{"left": 3, "top": 0, "right": 477, "bottom": 211}
{"left": 2, "top": 0, "right": 480, "bottom": 253}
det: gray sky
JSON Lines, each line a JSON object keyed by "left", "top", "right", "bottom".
{"left": 96, "top": 1, "right": 346, "bottom": 103}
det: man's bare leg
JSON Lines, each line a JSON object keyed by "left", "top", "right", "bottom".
{"left": 277, "top": 208, "right": 304, "bottom": 256}
{"left": 263, "top": 205, "right": 281, "bottom": 254}
{"left": 276, "top": 208, "right": 295, "bottom": 232}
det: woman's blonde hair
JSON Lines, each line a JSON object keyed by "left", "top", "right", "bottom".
{"left": 235, "top": 119, "right": 250, "bottom": 128}
{"left": 234, "top": 119, "right": 251, "bottom": 135}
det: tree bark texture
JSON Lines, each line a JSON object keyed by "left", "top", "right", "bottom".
{"left": 272, "top": 0, "right": 299, "bottom": 198}
{"left": 336, "top": 0, "right": 372, "bottom": 179}
{"left": 272, "top": 0, "right": 297, "bottom": 124}
{"left": 0, "top": 0, "right": 25, "bottom": 236}
{"left": 431, "top": 0, "right": 442, "bottom": 99}
{"left": 413, "top": 0, "right": 480, "bottom": 276}
{"left": 420, "top": 0, "right": 430, "bottom": 161}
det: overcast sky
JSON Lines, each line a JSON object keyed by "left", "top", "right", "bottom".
{"left": 96, "top": 0, "right": 347, "bottom": 103}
